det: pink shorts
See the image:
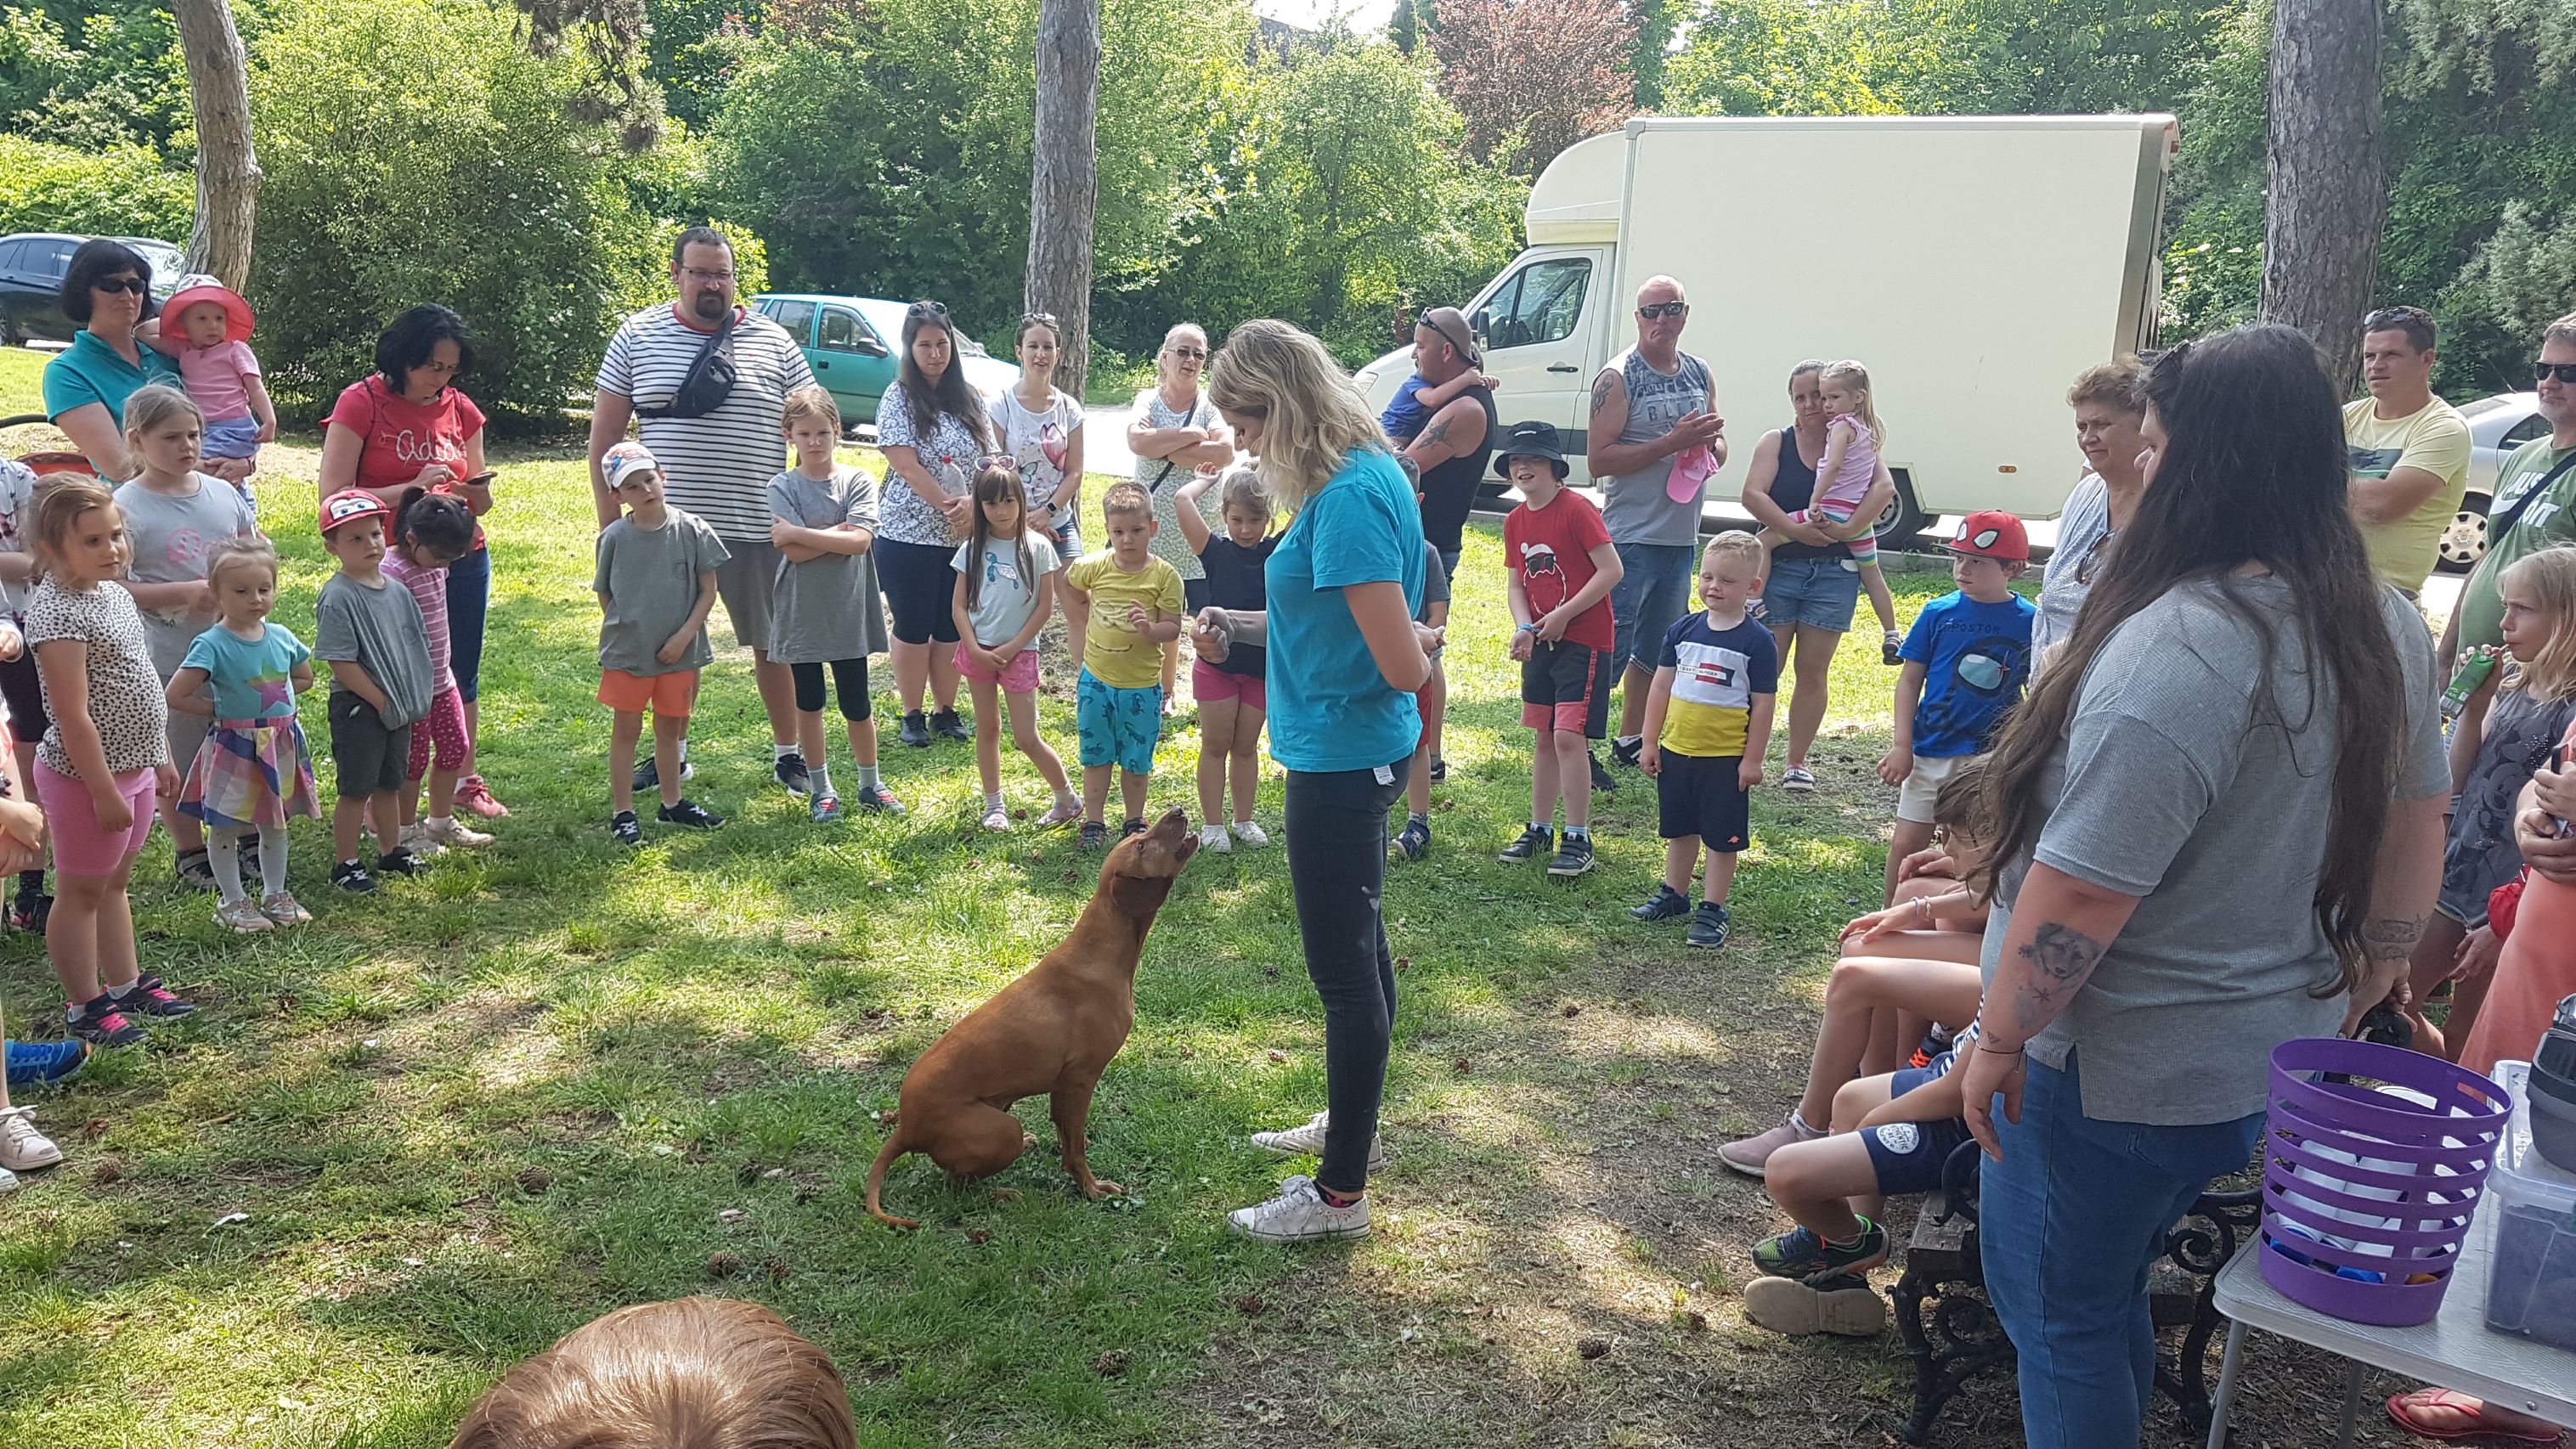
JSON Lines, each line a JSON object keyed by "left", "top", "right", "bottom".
{"left": 36, "top": 761, "right": 155, "bottom": 877}
{"left": 407, "top": 685, "right": 470, "bottom": 781}
{"left": 1190, "top": 658, "right": 1266, "bottom": 713}
{"left": 953, "top": 640, "right": 1041, "bottom": 693}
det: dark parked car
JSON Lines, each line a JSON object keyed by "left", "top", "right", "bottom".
{"left": 0, "top": 233, "right": 184, "bottom": 345}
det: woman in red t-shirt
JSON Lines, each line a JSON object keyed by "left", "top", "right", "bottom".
{"left": 316, "top": 305, "right": 506, "bottom": 818}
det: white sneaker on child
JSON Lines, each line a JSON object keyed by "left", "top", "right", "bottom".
{"left": 397, "top": 822, "right": 447, "bottom": 858}
{"left": 425, "top": 817, "right": 493, "bottom": 849}
{"left": 1197, "top": 823, "right": 1232, "bottom": 854}
{"left": 1229, "top": 820, "right": 1270, "bottom": 848}
{"left": 1228, "top": 1175, "right": 1370, "bottom": 1243}
{"left": 1249, "top": 1109, "right": 1388, "bottom": 1172}
{"left": 0, "top": 1107, "right": 63, "bottom": 1172}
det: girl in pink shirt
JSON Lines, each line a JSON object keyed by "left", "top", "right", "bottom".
{"left": 144, "top": 276, "right": 274, "bottom": 490}
{"left": 1754, "top": 359, "right": 1901, "bottom": 658}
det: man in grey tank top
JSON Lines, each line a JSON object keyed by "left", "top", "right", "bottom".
{"left": 1588, "top": 275, "right": 1727, "bottom": 771}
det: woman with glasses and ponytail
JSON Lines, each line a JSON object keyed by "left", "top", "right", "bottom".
{"left": 1127, "top": 324, "right": 1236, "bottom": 707}
{"left": 873, "top": 300, "right": 992, "bottom": 748}
{"left": 40, "top": 240, "right": 190, "bottom": 483}
{"left": 989, "top": 312, "right": 1087, "bottom": 563}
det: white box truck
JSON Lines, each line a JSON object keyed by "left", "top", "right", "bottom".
{"left": 1353, "top": 113, "right": 2176, "bottom": 538}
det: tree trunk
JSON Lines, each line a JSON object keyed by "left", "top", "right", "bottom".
{"left": 174, "top": 0, "right": 260, "bottom": 289}
{"left": 2259, "top": 0, "right": 2384, "bottom": 396}
{"left": 1026, "top": 0, "right": 1101, "bottom": 399}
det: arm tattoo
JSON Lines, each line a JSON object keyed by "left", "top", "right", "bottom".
{"left": 1417, "top": 416, "right": 1453, "bottom": 452}
{"left": 2362, "top": 915, "right": 2427, "bottom": 965}
{"left": 2010, "top": 922, "right": 2107, "bottom": 1034}
{"left": 1590, "top": 371, "right": 1618, "bottom": 414}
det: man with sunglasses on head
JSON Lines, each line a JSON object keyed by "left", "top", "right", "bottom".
{"left": 1590, "top": 275, "right": 1727, "bottom": 787}
{"left": 590, "top": 226, "right": 819, "bottom": 798}
{"left": 2443, "top": 311, "right": 2576, "bottom": 674}
{"left": 1397, "top": 306, "right": 1496, "bottom": 580}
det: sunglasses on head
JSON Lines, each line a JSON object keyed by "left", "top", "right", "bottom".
{"left": 1636, "top": 300, "right": 1687, "bottom": 319}
{"left": 1421, "top": 315, "right": 1475, "bottom": 358}
{"left": 1021, "top": 311, "right": 1059, "bottom": 329}
{"left": 908, "top": 301, "right": 950, "bottom": 320}
{"left": 2538, "top": 361, "right": 2576, "bottom": 386}
{"left": 976, "top": 453, "right": 1022, "bottom": 471}
{"left": 94, "top": 275, "right": 148, "bottom": 296}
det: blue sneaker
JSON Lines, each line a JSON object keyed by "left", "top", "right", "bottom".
{"left": 1686, "top": 902, "right": 1730, "bottom": 949}
{"left": 1753, "top": 1218, "right": 1890, "bottom": 1283}
{"left": 810, "top": 792, "right": 844, "bottom": 825}
{"left": 4, "top": 1039, "right": 89, "bottom": 1087}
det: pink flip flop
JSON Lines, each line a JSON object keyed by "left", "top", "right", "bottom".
{"left": 1668, "top": 443, "right": 1716, "bottom": 504}
{"left": 2387, "top": 1389, "right": 2566, "bottom": 1444}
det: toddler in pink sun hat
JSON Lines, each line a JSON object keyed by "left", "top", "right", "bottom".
{"left": 144, "top": 274, "right": 274, "bottom": 495}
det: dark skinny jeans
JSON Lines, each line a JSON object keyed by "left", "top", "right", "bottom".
{"left": 1285, "top": 755, "right": 1410, "bottom": 1197}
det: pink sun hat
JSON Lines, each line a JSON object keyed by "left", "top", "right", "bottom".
{"left": 1667, "top": 443, "right": 1717, "bottom": 504}
{"left": 163, "top": 273, "right": 256, "bottom": 343}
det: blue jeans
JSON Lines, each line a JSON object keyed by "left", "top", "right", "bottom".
{"left": 1979, "top": 1053, "right": 2266, "bottom": 1449}
{"left": 1762, "top": 555, "right": 1861, "bottom": 632}
{"left": 445, "top": 544, "right": 491, "bottom": 702}
{"left": 1607, "top": 541, "right": 1696, "bottom": 685}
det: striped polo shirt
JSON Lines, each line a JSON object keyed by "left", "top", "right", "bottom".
{"left": 595, "top": 303, "right": 815, "bottom": 542}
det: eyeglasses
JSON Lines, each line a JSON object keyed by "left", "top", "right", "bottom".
{"left": 1167, "top": 345, "right": 1206, "bottom": 360}
{"left": 94, "top": 276, "right": 148, "bottom": 296}
{"left": 1636, "top": 301, "right": 1688, "bottom": 319}
{"left": 2537, "top": 362, "right": 2576, "bottom": 386}
{"left": 680, "top": 268, "right": 735, "bottom": 283}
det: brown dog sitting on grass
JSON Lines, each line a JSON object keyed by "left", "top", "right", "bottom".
{"left": 867, "top": 807, "right": 1200, "bottom": 1227}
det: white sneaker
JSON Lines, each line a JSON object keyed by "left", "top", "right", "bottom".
{"left": 0, "top": 1164, "right": 16, "bottom": 1192}
{"left": 1229, "top": 1175, "right": 1370, "bottom": 1242}
{"left": 397, "top": 822, "right": 447, "bottom": 858}
{"left": 0, "top": 1107, "right": 62, "bottom": 1172}
{"left": 425, "top": 817, "right": 493, "bottom": 849}
{"left": 1198, "top": 823, "right": 1232, "bottom": 854}
{"left": 1229, "top": 820, "right": 1270, "bottom": 848}
{"left": 1249, "top": 1109, "right": 1388, "bottom": 1173}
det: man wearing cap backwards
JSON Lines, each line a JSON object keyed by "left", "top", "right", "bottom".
{"left": 1398, "top": 306, "right": 1496, "bottom": 579}
{"left": 588, "top": 227, "right": 816, "bottom": 798}
{"left": 1590, "top": 276, "right": 1727, "bottom": 788}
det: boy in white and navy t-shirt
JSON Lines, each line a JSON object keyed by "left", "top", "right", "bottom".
{"left": 1634, "top": 532, "right": 1778, "bottom": 949}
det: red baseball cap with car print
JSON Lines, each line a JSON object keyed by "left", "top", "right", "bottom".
{"left": 319, "top": 489, "right": 393, "bottom": 537}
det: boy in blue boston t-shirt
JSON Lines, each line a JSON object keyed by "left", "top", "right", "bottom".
{"left": 1876, "top": 510, "right": 2034, "bottom": 902}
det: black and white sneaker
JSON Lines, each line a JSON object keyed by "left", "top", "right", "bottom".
{"left": 376, "top": 847, "right": 424, "bottom": 877}
{"left": 633, "top": 754, "right": 693, "bottom": 791}
{"left": 330, "top": 860, "right": 378, "bottom": 894}
{"left": 1499, "top": 824, "right": 1554, "bottom": 864}
{"left": 1548, "top": 832, "right": 1596, "bottom": 878}
{"left": 930, "top": 708, "right": 972, "bottom": 742}
{"left": 1687, "top": 901, "right": 1731, "bottom": 949}
{"left": 609, "top": 810, "right": 642, "bottom": 849}
{"left": 773, "top": 752, "right": 811, "bottom": 796}
{"left": 1393, "top": 818, "right": 1430, "bottom": 861}
{"left": 1630, "top": 882, "right": 1690, "bottom": 921}
{"left": 1609, "top": 736, "right": 1644, "bottom": 769}
{"left": 852, "top": 783, "right": 907, "bottom": 816}
{"left": 1428, "top": 756, "right": 1448, "bottom": 782}
{"left": 658, "top": 798, "right": 726, "bottom": 830}
{"left": 1588, "top": 751, "right": 1616, "bottom": 793}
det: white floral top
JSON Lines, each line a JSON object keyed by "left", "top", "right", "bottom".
{"left": 873, "top": 380, "right": 989, "bottom": 548}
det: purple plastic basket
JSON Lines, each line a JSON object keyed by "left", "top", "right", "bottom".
{"left": 2260, "top": 1037, "right": 2511, "bottom": 1326}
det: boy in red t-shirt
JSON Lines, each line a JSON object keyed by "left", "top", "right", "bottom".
{"left": 1498, "top": 420, "right": 1625, "bottom": 879}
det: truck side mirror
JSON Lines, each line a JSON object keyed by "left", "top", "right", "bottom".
{"left": 1471, "top": 307, "right": 1493, "bottom": 343}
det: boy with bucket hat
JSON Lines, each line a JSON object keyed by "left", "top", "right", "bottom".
{"left": 1876, "top": 509, "right": 2036, "bottom": 902}
{"left": 1496, "top": 420, "right": 1625, "bottom": 879}
{"left": 144, "top": 275, "right": 274, "bottom": 488}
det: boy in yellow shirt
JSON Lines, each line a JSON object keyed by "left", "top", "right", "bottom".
{"left": 1062, "top": 482, "right": 1185, "bottom": 847}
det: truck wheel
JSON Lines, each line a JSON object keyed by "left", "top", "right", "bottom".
{"left": 2435, "top": 492, "right": 2489, "bottom": 576}
{"left": 1870, "top": 470, "right": 1929, "bottom": 550}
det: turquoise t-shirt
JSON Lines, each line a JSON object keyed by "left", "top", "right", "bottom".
{"left": 42, "top": 329, "right": 179, "bottom": 430}
{"left": 1263, "top": 448, "right": 1426, "bottom": 773}
{"left": 179, "top": 621, "right": 312, "bottom": 721}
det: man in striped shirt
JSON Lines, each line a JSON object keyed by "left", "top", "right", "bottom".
{"left": 589, "top": 227, "right": 818, "bottom": 795}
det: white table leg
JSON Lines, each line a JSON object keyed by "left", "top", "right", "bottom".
{"left": 2207, "top": 1320, "right": 2250, "bottom": 1449}
{"left": 2335, "top": 1358, "right": 2366, "bottom": 1449}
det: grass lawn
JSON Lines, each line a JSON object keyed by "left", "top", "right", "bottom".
{"left": 0, "top": 352, "right": 2398, "bottom": 1448}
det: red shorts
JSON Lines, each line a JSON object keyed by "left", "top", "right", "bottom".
{"left": 1190, "top": 658, "right": 1265, "bottom": 713}
{"left": 407, "top": 685, "right": 470, "bottom": 780}
{"left": 1413, "top": 660, "right": 1443, "bottom": 746}
{"left": 36, "top": 762, "right": 155, "bottom": 877}
{"left": 598, "top": 668, "right": 697, "bottom": 717}
{"left": 953, "top": 640, "right": 1041, "bottom": 693}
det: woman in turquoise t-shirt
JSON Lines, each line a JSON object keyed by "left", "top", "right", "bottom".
{"left": 1200, "top": 320, "right": 1435, "bottom": 1245}
{"left": 38, "top": 240, "right": 190, "bottom": 482}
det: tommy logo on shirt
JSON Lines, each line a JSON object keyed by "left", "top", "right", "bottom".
{"left": 1687, "top": 657, "right": 1737, "bottom": 690}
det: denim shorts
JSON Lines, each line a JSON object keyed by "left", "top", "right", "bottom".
{"left": 1763, "top": 554, "right": 1863, "bottom": 633}
{"left": 1076, "top": 668, "right": 1162, "bottom": 775}
{"left": 1608, "top": 541, "right": 1696, "bottom": 679}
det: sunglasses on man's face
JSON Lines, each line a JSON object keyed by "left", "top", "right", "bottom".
{"left": 1636, "top": 301, "right": 1688, "bottom": 320}
{"left": 94, "top": 276, "right": 148, "bottom": 296}
{"left": 2537, "top": 361, "right": 2576, "bottom": 386}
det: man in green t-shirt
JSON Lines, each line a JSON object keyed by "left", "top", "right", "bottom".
{"left": 2443, "top": 311, "right": 2576, "bottom": 671}
{"left": 2346, "top": 305, "right": 2472, "bottom": 596}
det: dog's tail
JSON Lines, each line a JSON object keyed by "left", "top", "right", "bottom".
{"left": 866, "top": 1130, "right": 921, "bottom": 1229}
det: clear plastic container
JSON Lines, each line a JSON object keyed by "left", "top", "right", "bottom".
{"left": 2486, "top": 1062, "right": 2576, "bottom": 1350}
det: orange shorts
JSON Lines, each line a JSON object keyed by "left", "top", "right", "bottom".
{"left": 597, "top": 668, "right": 698, "bottom": 716}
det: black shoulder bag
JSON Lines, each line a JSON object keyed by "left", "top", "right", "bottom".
{"left": 2488, "top": 450, "right": 2576, "bottom": 541}
{"left": 638, "top": 307, "right": 741, "bottom": 420}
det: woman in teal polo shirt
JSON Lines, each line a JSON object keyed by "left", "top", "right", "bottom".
{"left": 41, "top": 240, "right": 248, "bottom": 485}
{"left": 1204, "top": 319, "right": 1437, "bottom": 1245}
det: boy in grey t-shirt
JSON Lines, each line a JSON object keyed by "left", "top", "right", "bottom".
{"left": 595, "top": 443, "right": 729, "bottom": 846}
{"left": 315, "top": 490, "right": 434, "bottom": 894}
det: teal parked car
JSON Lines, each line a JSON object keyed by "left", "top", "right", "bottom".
{"left": 752, "top": 293, "right": 1020, "bottom": 431}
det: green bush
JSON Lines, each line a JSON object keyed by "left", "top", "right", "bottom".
{"left": 0, "top": 133, "right": 192, "bottom": 242}
{"left": 246, "top": 0, "right": 674, "bottom": 431}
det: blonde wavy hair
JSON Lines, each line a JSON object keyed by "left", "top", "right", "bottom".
{"left": 1817, "top": 359, "right": 1887, "bottom": 450}
{"left": 1206, "top": 319, "right": 1388, "bottom": 516}
{"left": 2502, "top": 545, "right": 2576, "bottom": 705}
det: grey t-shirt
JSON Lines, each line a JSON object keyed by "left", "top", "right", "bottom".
{"left": 112, "top": 473, "right": 257, "bottom": 673}
{"left": 314, "top": 570, "right": 434, "bottom": 727}
{"left": 951, "top": 530, "right": 1062, "bottom": 647}
{"left": 2031, "top": 472, "right": 2112, "bottom": 662}
{"left": 765, "top": 466, "right": 889, "bottom": 664}
{"left": 1980, "top": 578, "right": 2448, "bottom": 1125}
{"left": 592, "top": 507, "right": 730, "bottom": 678}
{"left": 1596, "top": 347, "right": 1712, "bottom": 548}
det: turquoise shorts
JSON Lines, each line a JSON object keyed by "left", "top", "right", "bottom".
{"left": 1076, "top": 668, "right": 1162, "bottom": 775}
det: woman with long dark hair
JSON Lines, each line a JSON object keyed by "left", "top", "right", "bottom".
{"left": 872, "top": 301, "right": 993, "bottom": 747}
{"left": 1955, "top": 324, "right": 2449, "bottom": 1449}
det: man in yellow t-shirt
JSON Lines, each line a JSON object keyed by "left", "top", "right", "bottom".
{"left": 1062, "top": 482, "right": 1185, "bottom": 845}
{"left": 2344, "top": 306, "right": 2471, "bottom": 595}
